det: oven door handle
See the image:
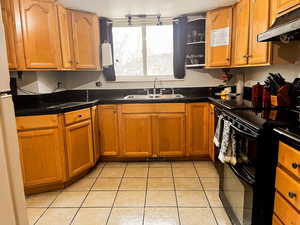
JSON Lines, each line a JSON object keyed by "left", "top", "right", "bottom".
{"left": 230, "top": 124, "right": 259, "bottom": 139}
{"left": 229, "top": 164, "right": 255, "bottom": 186}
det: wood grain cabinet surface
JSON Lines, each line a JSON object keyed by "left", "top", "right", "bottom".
{"left": 276, "top": 0, "right": 300, "bottom": 15}
{"left": 206, "top": 6, "right": 233, "bottom": 67}
{"left": 91, "top": 106, "right": 101, "bottom": 163}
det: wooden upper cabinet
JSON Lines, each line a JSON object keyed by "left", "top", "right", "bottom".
{"left": 153, "top": 113, "right": 186, "bottom": 157}
{"left": 120, "top": 114, "right": 153, "bottom": 158}
{"left": 71, "top": 10, "right": 100, "bottom": 70}
{"left": 232, "top": 0, "right": 250, "bottom": 66}
{"left": 57, "top": 4, "right": 74, "bottom": 70}
{"left": 98, "top": 105, "right": 119, "bottom": 156}
{"left": 19, "top": 0, "right": 62, "bottom": 69}
{"left": 248, "top": 0, "right": 270, "bottom": 65}
{"left": 276, "top": 0, "right": 300, "bottom": 14}
{"left": 1, "top": 0, "right": 18, "bottom": 70}
{"left": 65, "top": 119, "right": 94, "bottom": 178}
{"left": 206, "top": 6, "right": 233, "bottom": 67}
{"left": 186, "top": 103, "right": 209, "bottom": 157}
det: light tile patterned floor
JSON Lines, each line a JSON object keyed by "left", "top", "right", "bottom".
{"left": 26, "top": 161, "right": 232, "bottom": 225}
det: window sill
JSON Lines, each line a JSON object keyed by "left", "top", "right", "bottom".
{"left": 110, "top": 76, "right": 184, "bottom": 83}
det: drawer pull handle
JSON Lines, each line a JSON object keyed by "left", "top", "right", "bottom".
{"left": 288, "top": 192, "right": 297, "bottom": 199}
{"left": 78, "top": 115, "right": 82, "bottom": 118}
{"left": 292, "top": 163, "right": 300, "bottom": 169}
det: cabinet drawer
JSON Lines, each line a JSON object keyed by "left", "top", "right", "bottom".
{"left": 17, "top": 115, "right": 58, "bottom": 130}
{"left": 121, "top": 103, "right": 186, "bottom": 114}
{"left": 273, "top": 214, "right": 284, "bottom": 225}
{"left": 274, "top": 193, "right": 300, "bottom": 225}
{"left": 64, "top": 108, "right": 91, "bottom": 125}
{"left": 276, "top": 167, "right": 300, "bottom": 211}
{"left": 278, "top": 141, "right": 300, "bottom": 179}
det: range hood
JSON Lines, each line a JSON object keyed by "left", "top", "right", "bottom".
{"left": 258, "top": 8, "right": 300, "bottom": 43}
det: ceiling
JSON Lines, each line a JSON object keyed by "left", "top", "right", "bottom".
{"left": 59, "top": 0, "right": 237, "bottom": 18}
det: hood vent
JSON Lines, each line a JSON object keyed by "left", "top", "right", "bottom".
{"left": 258, "top": 8, "right": 300, "bottom": 43}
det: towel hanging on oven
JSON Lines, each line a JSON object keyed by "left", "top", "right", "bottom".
{"left": 218, "top": 120, "right": 237, "bottom": 166}
{"left": 214, "top": 115, "right": 224, "bottom": 148}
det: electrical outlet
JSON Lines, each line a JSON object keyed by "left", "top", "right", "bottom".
{"left": 96, "top": 81, "right": 102, "bottom": 87}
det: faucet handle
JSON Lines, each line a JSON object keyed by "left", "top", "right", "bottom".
{"left": 160, "top": 88, "right": 166, "bottom": 95}
{"left": 171, "top": 88, "right": 175, "bottom": 95}
{"left": 144, "top": 88, "right": 150, "bottom": 95}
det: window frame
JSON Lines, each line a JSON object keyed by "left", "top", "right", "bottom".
{"left": 112, "top": 22, "right": 175, "bottom": 81}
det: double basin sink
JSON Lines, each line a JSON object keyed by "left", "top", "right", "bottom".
{"left": 124, "top": 94, "right": 185, "bottom": 100}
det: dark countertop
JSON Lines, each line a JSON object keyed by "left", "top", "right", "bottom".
{"left": 274, "top": 127, "right": 300, "bottom": 150}
{"left": 14, "top": 88, "right": 226, "bottom": 117}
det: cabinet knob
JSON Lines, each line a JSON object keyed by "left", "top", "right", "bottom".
{"left": 78, "top": 115, "right": 82, "bottom": 118}
{"left": 288, "top": 192, "right": 297, "bottom": 199}
{"left": 226, "top": 58, "right": 230, "bottom": 61}
{"left": 292, "top": 163, "right": 300, "bottom": 169}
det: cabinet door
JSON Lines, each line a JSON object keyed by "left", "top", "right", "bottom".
{"left": 276, "top": 0, "right": 300, "bottom": 14}
{"left": 206, "top": 7, "right": 233, "bottom": 67}
{"left": 71, "top": 10, "right": 100, "bottom": 70}
{"left": 248, "top": 0, "right": 270, "bottom": 65}
{"left": 186, "top": 103, "right": 209, "bottom": 156}
{"left": 1, "top": 0, "right": 18, "bottom": 69}
{"left": 208, "top": 104, "right": 216, "bottom": 161}
{"left": 153, "top": 113, "right": 186, "bottom": 157}
{"left": 18, "top": 128, "right": 64, "bottom": 188}
{"left": 98, "top": 105, "right": 119, "bottom": 156}
{"left": 57, "top": 4, "right": 74, "bottom": 70}
{"left": 91, "top": 106, "right": 100, "bottom": 163}
{"left": 232, "top": 0, "right": 250, "bottom": 66}
{"left": 120, "top": 114, "right": 153, "bottom": 158}
{"left": 19, "top": 0, "right": 62, "bottom": 69}
{"left": 65, "top": 120, "right": 94, "bottom": 178}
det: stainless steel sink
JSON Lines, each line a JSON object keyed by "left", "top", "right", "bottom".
{"left": 123, "top": 94, "right": 185, "bottom": 100}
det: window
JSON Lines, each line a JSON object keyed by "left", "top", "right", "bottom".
{"left": 112, "top": 24, "right": 174, "bottom": 78}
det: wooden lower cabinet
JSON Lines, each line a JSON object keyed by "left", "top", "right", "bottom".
{"left": 120, "top": 114, "right": 153, "bottom": 157}
{"left": 18, "top": 128, "right": 65, "bottom": 188}
{"left": 208, "top": 104, "right": 216, "bottom": 161}
{"left": 65, "top": 120, "right": 94, "bottom": 178}
{"left": 98, "top": 105, "right": 119, "bottom": 156}
{"left": 186, "top": 103, "right": 210, "bottom": 157}
{"left": 91, "top": 106, "right": 101, "bottom": 163}
{"left": 153, "top": 113, "right": 186, "bottom": 157}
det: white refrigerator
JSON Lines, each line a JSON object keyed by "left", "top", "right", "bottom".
{"left": 0, "top": 4, "right": 28, "bottom": 225}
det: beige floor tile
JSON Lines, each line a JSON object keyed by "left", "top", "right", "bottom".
{"left": 114, "top": 191, "right": 146, "bottom": 207}
{"left": 196, "top": 167, "right": 219, "bottom": 178}
{"left": 105, "top": 162, "right": 127, "bottom": 168}
{"left": 86, "top": 166, "right": 103, "bottom": 178}
{"left": 146, "top": 191, "right": 176, "bottom": 207}
{"left": 205, "top": 191, "right": 223, "bottom": 207}
{"left": 107, "top": 208, "right": 143, "bottom": 225}
{"left": 176, "top": 191, "right": 209, "bottom": 207}
{"left": 99, "top": 168, "right": 125, "bottom": 178}
{"left": 193, "top": 161, "right": 215, "bottom": 168}
{"left": 148, "top": 167, "right": 172, "bottom": 177}
{"left": 127, "top": 162, "right": 149, "bottom": 168}
{"left": 144, "top": 208, "right": 179, "bottom": 225}
{"left": 35, "top": 208, "right": 78, "bottom": 225}
{"left": 149, "top": 161, "right": 171, "bottom": 168}
{"left": 26, "top": 192, "right": 60, "bottom": 207}
{"left": 179, "top": 208, "right": 217, "bottom": 225}
{"left": 92, "top": 178, "right": 121, "bottom": 190}
{"left": 51, "top": 192, "right": 87, "bottom": 207}
{"left": 64, "top": 178, "right": 96, "bottom": 192}
{"left": 172, "top": 168, "right": 198, "bottom": 177}
{"left": 124, "top": 168, "right": 148, "bottom": 177}
{"left": 27, "top": 208, "right": 47, "bottom": 225}
{"left": 148, "top": 178, "right": 174, "bottom": 190}
{"left": 71, "top": 208, "right": 110, "bottom": 225}
{"left": 174, "top": 178, "right": 202, "bottom": 190}
{"left": 212, "top": 208, "right": 232, "bottom": 225}
{"left": 95, "top": 162, "right": 106, "bottom": 168}
{"left": 172, "top": 161, "right": 194, "bottom": 168}
{"left": 82, "top": 191, "right": 116, "bottom": 207}
{"left": 201, "top": 177, "right": 219, "bottom": 190}
{"left": 119, "top": 178, "right": 147, "bottom": 190}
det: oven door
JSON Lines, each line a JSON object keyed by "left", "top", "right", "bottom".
{"left": 220, "top": 163, "right": 254, "bottom": 225}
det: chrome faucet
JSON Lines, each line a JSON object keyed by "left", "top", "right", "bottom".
{"left": 153, "top": 77, "right": 158, "bottom": 96}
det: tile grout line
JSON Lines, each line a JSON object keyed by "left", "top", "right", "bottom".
{"left": 68, "top": 162, "right": 106, "bottom": 225}
{"left": 193, "top": 161, "right": 220, "bottom": 225}
{"left": 104, "top": 162, "right": 128, "bottom": 225}
{"left": 171, "top": 161, "right": 182, "bottom": 225}
{"left": 142, "top": 164, "right": 149, "bottom": 225}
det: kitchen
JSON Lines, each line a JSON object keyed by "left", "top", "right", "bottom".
{"left": 0, "top": 0, "right": 300, "bottom": 225}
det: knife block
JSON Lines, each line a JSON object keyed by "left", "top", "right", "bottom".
{"left": 271, "top": 84, "right": 291, "bottom": 107}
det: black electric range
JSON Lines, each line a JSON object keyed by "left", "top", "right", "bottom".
{"left": 218, "top": 108, "right": 300, "bottom": 225}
